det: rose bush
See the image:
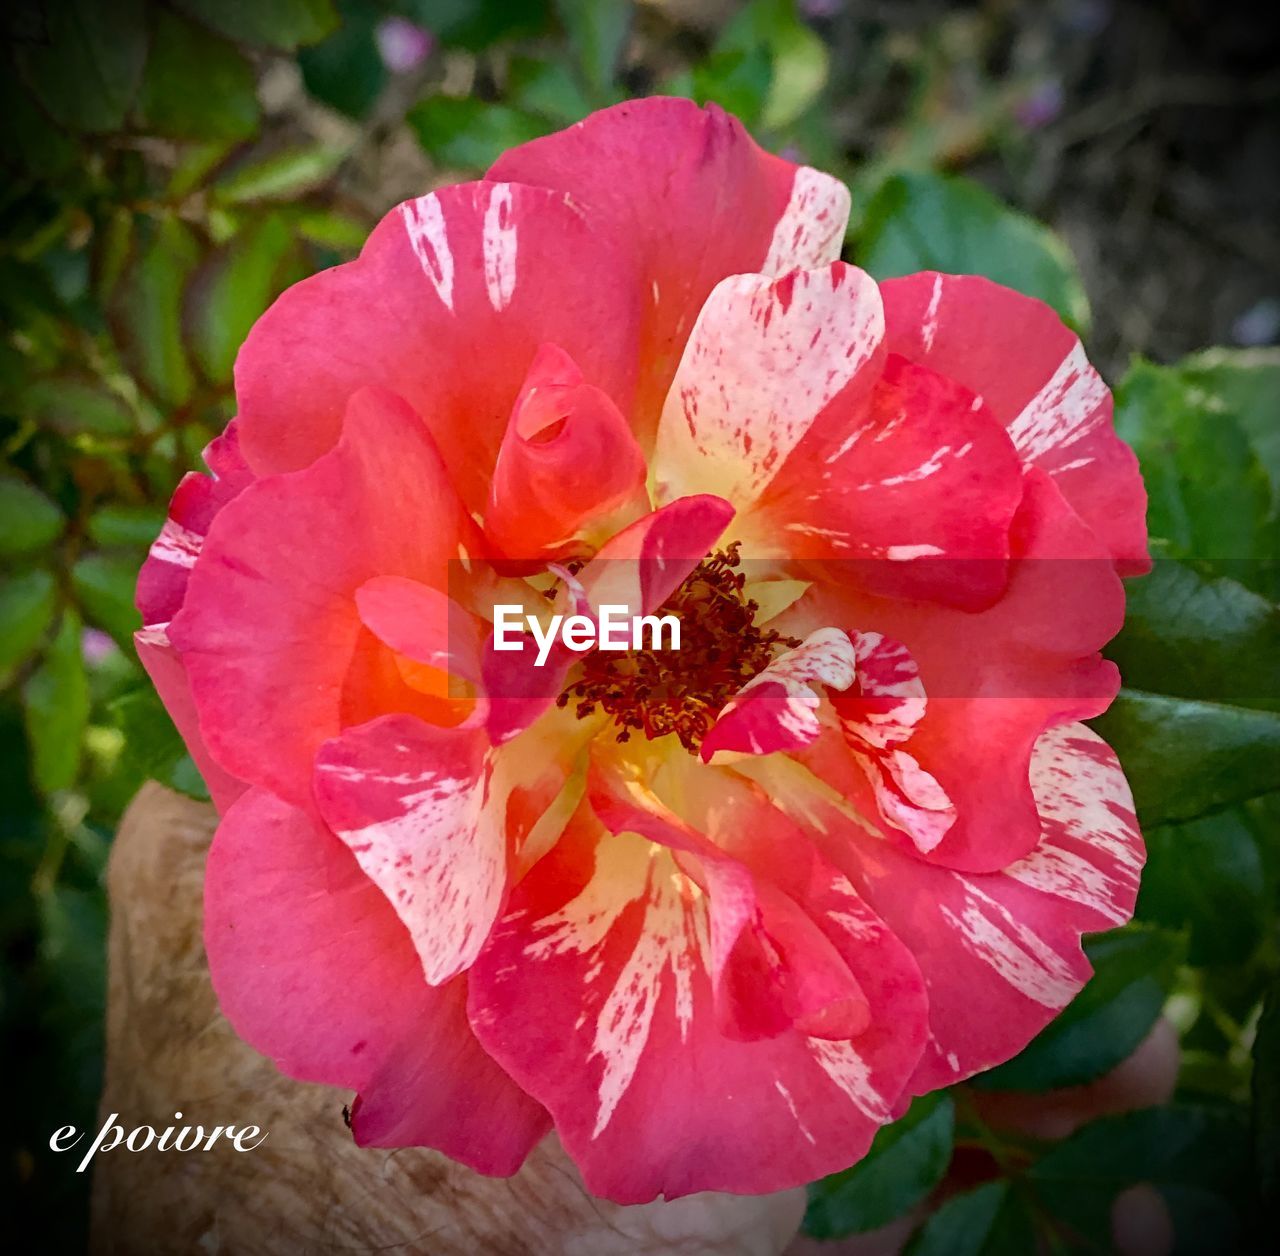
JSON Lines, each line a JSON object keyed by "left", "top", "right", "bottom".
{"left": 136, "top": 98, "right": 1148, "bottom": 1203}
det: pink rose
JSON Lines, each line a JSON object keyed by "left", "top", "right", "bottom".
{"left": 136, "top": 99, "right": 1148, "bottom": 1203}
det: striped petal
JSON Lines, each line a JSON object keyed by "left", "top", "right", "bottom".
{"left": 587, "top": 757, "right": 872, "bottom": 1044}
{"left": 652, "top": 264, "right": 885, "bottom": 514}
{"left": 489, "top": 97, "right": 850, "bottom": 448}
{"left": 136, "top": 420, "right": 253, "bottom": 627}
{"left": 467, "top": 802, "right": 928, "bottom": 1202}
{"left": 205, "top": 787, "right": 549, "bottom": 1170}
{"left": 800, "top": 469, "right": 1125, "bottom": 871}
{"left": 704, "top": 626, "right": 956, "bottom": 854}
{"left": 314, "top": 714, "right": 508, "bottom": 985}
{"left": 234, "top": 182, "right": 642, "bottom": 515}
{"left": 771, "top": 722, "right": 1143, "bottom": 1091}
{"left": 831, "top": 632, "right": 955, "bottom": 854}
{"left": 759, "top": 353, "right": 1025, "bottom": 608}
{"left": 701, "top": 627, "right": 858, "bottom": 759}
{"left": 881, "top": 273, "right": 1149, "bottom": 575}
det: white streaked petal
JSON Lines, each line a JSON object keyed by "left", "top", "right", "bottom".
{"left": 763, "top": 166, "right": 852, "bottom": 274}
{"left": 401, "top": 194, "right": 455, "bottom": 310}
{"left": 653, "top": 264, "right": 884, "bottom": 511}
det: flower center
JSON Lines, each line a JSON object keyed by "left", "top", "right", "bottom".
{"left": 556, "top": 543, "right": 800, "bottom": 754}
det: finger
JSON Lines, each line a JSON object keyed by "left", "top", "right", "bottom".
{"left": 968, "top": 1017, "right": 1180, "bottom": 1141}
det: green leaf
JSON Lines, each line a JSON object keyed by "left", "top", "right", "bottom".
{"left": 298, "top": 0, "right": 387, "bottom": 119}
{"left": 1138, "top": 811, "right": 1266, "bottom": 965}
{"left": 213, "top": 146, "right": 348, "bottom": 204}
{"left": 0, "top": 569, "right": 58, "bottom": 679}
{"left": 1029, "top": 1106, "right": 1250, "bottom": 1253}
{"left": 188, "top": 213, "right": 302, "bottom": 383}
{"left": 0, "top": 476, "right": 65, "bottom": 557}
{"left": 166, "top": 141, "right": 236, "bottom": 198}
{"left": 94, "top": 209, "right": 136, "bottom": 307}
{"left": 22, "top": 611, "right": 89, "bottom": 794}
{"left": 70, "top": 553, "right": 141, "bottom": 651}
{"left": 1091, "top": 690, "right": 1280, "bottom": 827}
{"left": 170, "top": 0, "right": 337, "bottom": 49}
{"left": 134, "top": 9, "right": 260, "bottom": 142}
{"left": 702, "top": 0, "right": 828, "bottom": 132}
{"left": 107, "top": 215, "right": 202, "bottom": 407}
{"left": 760, "top": 8, "right": 828, "bottom": 130}
{"left": 554, "top": 0, "right": 630, "bottom": 99}
{"left": 907, "top": 1181, "right": 1037, "bottom": 1256}
{"left": 21, "top": 376, "right": 136, "bottom": 438}
{"left": 690, "top": 45, "right": 773, "bottom": 127}
{"left": 1255, "top": 976, "right": 1280, "bottom": 1210}
{"left": 36, "top": 883, "right": 108, "bottom": 1108}
{"left": 408, "top": 96, "right": 548, "bottom": 170}
{"left": 856, "top": 171, "right": 1091, "bottom": 332}
{"left": 0, "top": 66, "right": 79, "bottom": 177}
{"left": 1178, "top": 348, "right": 1280, "bottom": 521}
{"left": 1106, "top": 561, "right": 1279, "bottom": 710}
{"left": 974, "top": 925, "right": 1185, "bottom": 1092}
{"left": 507, "top": 55, "right": 594, "bottom": 125}
{"left": 85, "top": 504, "right": 167, "bottom": 551}
{"left": 14, "top": 0, "right": 148, "bottom": 132}
{"left": 110, "top": 684, "right": 210, "bottom": 802}
{"left": 295, "top": 210, "right": 370, "bottom": 253}
{"left": 805, "top": 1092, "right": 954, "bottom": 1238}
{"left": 405, "top": 0, "right": 552, "bottom": 51}
{"left": 1115, "top": 358, "right": 1274, "bottom": 581}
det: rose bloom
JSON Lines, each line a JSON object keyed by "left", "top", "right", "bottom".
{"left": 136, "top": 99, "right": 1148, "bottom": 1203}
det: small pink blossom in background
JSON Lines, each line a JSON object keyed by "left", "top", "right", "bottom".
{"left": 375, "top": 17, "right": 434, "bottom": 75}
{"left": 1232, "top": 297, "right": 1280, "bottom": 347}
{"left": 81, "top": 627, "right": 118, "bottom": 666}
{"left": 1015, "top": 77, "right": 1065, "bottom": 131}
{"left": 137, "top": 98, "right": 1148, "bottom": 1203}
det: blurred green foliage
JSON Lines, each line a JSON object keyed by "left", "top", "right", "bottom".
{"left": 2, "top": 0, "right": 1277, "bottom": 1249}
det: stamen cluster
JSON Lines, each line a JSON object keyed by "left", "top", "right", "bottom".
{"left": 556, "top": 543, "right": 800, "bottom": 753}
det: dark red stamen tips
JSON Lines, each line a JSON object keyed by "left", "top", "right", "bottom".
{"left": 555, "top": 542, "right": 800, "bottom": 754}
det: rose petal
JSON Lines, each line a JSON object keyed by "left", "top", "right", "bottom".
{"left": 652, "top": 264, "right": 885, "bottom": 514}
{"left": 758, "top": 722, "right": 1142, "bottom": 1089}
{"left": 355, "top": 574, "right": 483, "bottom": 695}
{"left": 467, "top": 804, "right": 927, "bottom": 1202}
{"left": 802, "top": 469, "right": 1124, "bottom": 871}
{"left": 204, "top": 787, "right": 549, "bottom": 1171}
{"left": 314, "top": 713, "right": 510, "bottom": 985}
{"left": 235, "top": 182, "right": 642, "bottom": 514}
{"left": 171, "top": 386, "right": 473, "bottom": 811}
{"left": 701, "top": 627, "right": 858, "bottom": 760}
{"left": 587, "top": 757, "right": 871, "bottom": 1044}
{"left": 761, "top": 354, "right": 1025, "bottom": 608}
{"left": 136, "top": 420, "right": 253, "bottom": 627}
{"left": 490, "top": 98, "right": 850, "bottom": 447}
{"left": 133, "top": 625, "right": 246, "bottom": 813}
{"left": 881, "top": 273, "right": 1149, "bottom": 574}
{"left": 484, "top": 343, "right": 646, "bottom": 558}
